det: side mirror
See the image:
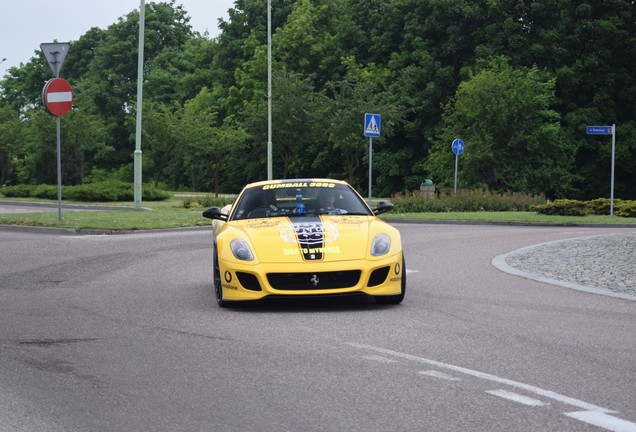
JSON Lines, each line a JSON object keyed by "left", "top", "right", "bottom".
{"left": 373, "top": 200, "right": 394, "bottom": 216}
{"left": 202, "top": 207, "right": 229, "bottom": 221}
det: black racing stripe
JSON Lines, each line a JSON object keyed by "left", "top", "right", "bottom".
{"left": 287, "top": 215, "right": 324, "bottom": 261}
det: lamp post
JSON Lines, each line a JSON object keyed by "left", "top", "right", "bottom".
{"left": 134, "top": 0, "right": 145, "bottom": 209}
{"left": 267, "top": 0, "right": 272, "bottom": 180}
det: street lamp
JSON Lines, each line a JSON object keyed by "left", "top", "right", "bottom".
{"left": 267, "top": 0, "right": 272, "bottom": 180}
{"left": 134, "top": 0, "right": 145, "bottom": 209}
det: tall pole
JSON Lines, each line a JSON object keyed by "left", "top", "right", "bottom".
{"left": 267, "top": 0, "right": 273, "bottom": 180}
{"left": 454, "top": 154, "right": 459, "bottom": 193}
{"left": 134, "top": 0, "right": 145, "bottom": 209}
{"left": 52, "top": 51, "right": 63, "bottom": 221}
{"left": 610, "top": 124, "right": 616, "bottom": 216}
{"left": 56, "top": 116, "right": 62, "bottom": 221}
{"left": 368, "top": 138, "right": 372, "bottom": 202}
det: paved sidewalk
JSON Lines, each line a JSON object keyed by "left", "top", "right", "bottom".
{"left": 494, "top": 232, "right": 636, "bottom": 301}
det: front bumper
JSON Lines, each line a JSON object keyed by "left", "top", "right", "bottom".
{"left": 217, "top": 253, "right": 404, "bottom": 302}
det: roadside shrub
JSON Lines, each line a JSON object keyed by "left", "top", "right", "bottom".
{"left": 183, "top": 196, "right": 235, "bottom": 209}
{"left": 0, "top": 181, "right": 170, "bottom": 202}
{"left": 616, "top": 201, "right": 636, "bottom": 218}
{"left": 390, "top": 189, "right": 545, "bottom": 213}
{"left": 532, "top": 198, "right": 636, "bottom": 218}
{"left": 532, "top": 199, "right": 588, "bottom": 216}
{"left": 32, "top": 184, "right": 58, "bottom": 199}
{"left": 1, "top": 184, "right": 39, "bottom": 198}
{"left": 586, "top": 198, "right": 617, "bottom": 215}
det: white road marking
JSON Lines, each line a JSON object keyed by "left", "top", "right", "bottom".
{"left": 406, "top": 269, "right": 418, "bottom": 275}
{"left": 348, "top": 342, "right": 636, "bottom": 431}
{"left": 486, "top": 389, "right": 547, "bottom": 407}
{"left": 362, "top": 355, "right": 398, "bottom": 364}
{"left": 565, "top": 411, "right": 636, "bottom": 432}
{"left": 419, "top": 370, "right": 461, "bottom": 381}
{"left": 348, "top": 341, "right": 611, "bottom": 412}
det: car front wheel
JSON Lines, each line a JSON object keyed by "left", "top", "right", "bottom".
{"left": 213, "top": 246, "right": 228, "bottom": 308}
{"left": 374, "top": 256, "right": 406, "bottom": 305}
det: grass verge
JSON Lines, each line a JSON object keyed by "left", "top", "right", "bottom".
{"left": 387, "top": 211, "right": 636, "bottom": 225}
{"left": 1, "top": 199, "right": 635, "bottom": 231}
{"left": 0, "top": 198, "right": 209, "bottom": 230}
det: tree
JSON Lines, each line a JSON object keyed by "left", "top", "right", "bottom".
{"left": 426, "top": 58, "right": 574, "bottom": 198}
{"left": 321, "top": 62, "right": 405, "bottom": 193}
{"left": 243, "top": 69, "right": 327, "bottom": 179}
{"left": 0, "top": 103, "right": 25, "bottom": 185}
{"left": 141, "top": 101, "right": 180, "bottom": 187}
{"left": 180, "top": 87, "right": 248, "bottom": 195}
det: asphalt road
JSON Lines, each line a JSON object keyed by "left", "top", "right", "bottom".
{"left": 1, "top": 225, "right": 635, "bottom": 432}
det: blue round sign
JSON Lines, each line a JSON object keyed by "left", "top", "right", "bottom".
{"left": 452, "top": 138, "right": 464, "bottom": 155}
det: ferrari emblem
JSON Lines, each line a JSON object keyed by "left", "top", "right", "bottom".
{"left": 310, "top": 274, "right": 319, "bottom": 286}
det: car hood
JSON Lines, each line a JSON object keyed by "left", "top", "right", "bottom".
{"left": 231, "top": 215, "right": 380, "bottom": 263}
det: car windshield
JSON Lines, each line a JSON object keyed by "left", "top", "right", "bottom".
{"left": 231, "top": 182, "right": 372, "bottom": 220}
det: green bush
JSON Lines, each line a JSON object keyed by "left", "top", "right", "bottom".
{"left": 532, "top": 199, "right": 589, "bottom": 216}
{"left": 0, "top": 181, "right": 170, "bottom": 202}
{"left": 1, "top": 184, "right": 37, "bottom": 198}
{"left": 390, "top": 189, "right": 545, "bottom": 213}
{"left": 32, "top": 184, "right": 58, "bottom": 199}
{"left": 182, "top": 196, "right": 235, "bottom": 209}
{"left": 532, "top": 198, "right": 636, "bottom": 218}
{"left": 616, "top": 201, "right": 636, "bottom": 218}
{"left": 585, "top": 198, "right": 626, "bottom": 215}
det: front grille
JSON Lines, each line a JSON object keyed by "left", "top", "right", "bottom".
{"left": 236, "top": 272, "right": 262, "bottom": 291}
{"left": 267, "top": 270, "right": 361, "bottom": 290}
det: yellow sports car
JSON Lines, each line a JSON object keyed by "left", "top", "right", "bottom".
{"left": 202, "top": 179, "right": 405, "bottom": 307}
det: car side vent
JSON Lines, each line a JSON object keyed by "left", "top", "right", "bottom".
{"left": 236, "top": 272, "right": 262, "bottom": 291}
{"left": 368, "top": 266, "right": 390, "bottom": 287}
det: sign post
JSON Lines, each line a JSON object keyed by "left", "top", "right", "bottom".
{"left": 364, "top": 113, "right": 381, "bottom": 202}
{"left": 586, "top": 125, "right": 616, "bottom": 216}
{"left": 41, "top": 43, "right": 71, "bottom": 222}
{"left": 451, "top": 138, "right": 464, "bottom": 193}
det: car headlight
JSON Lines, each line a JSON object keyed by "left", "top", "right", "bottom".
{"left": 230, "top": 238, "right": 254, "bottom": 261}
{"left": 371, "top": 233, "right": 391, "bottom": 256}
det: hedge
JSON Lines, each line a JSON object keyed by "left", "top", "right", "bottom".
{"left": 1, "top": 181, "right": 170, "bottom": 202}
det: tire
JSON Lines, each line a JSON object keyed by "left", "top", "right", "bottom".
{"left": 375, "top": 256, "right": 406, "bottom": 305}
{"left": 213, "top": 247, "right": 229, "bottom": 308}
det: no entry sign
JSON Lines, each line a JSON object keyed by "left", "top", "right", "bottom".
{"left": 42, "top": 78, "right": 74, "bottom": 116}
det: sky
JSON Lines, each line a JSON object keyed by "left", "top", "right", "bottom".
{"left": 1, "top": 0, "right": 236, "bottom": 77}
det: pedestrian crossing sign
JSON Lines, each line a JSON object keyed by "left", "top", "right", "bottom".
{"left": 364, "top": 113, "right": 381, "bottom": 138}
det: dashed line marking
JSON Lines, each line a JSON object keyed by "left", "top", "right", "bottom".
{"left": 486, "top": 389, "right": 547, "bottom": 407}
{"left": 362, "top": 355, "right": 398, "bottom": 364}
{"left": 419, "top": 370, "right": 461, "bottom": 381}
{"left": 348, "top": 341, "right": 610, "bottom": 412}
{"left": 348, "top": 342, "right": 636, "bottom": 431}
{"left": 565, "top": 411, "right": 636, "bottom": 432}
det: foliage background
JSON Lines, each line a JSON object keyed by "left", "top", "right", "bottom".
{"left": 1, "top": 0, "right": 634, "bottom": 200}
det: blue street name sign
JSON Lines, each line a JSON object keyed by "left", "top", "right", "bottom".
{"left": 586, "top": 126, "right": 613, "bottom": 135}
{"left": 364, "top": 113, "right": 381, "bottom": 138}
{"left": 452, "top": 138, "right": 464, "bottom": 155}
